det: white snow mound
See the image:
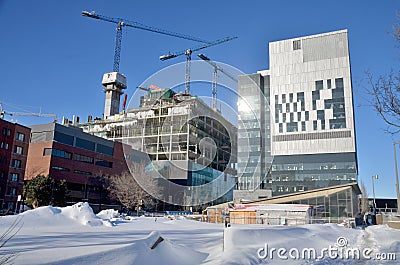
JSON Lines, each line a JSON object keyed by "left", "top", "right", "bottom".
{"left": 96, "top": 209, "right": 120, "bottom": 220}
{"left": 47, "top": 230, "right": 208, "bottom": 265}
{"left": 61, "top": 202, "right": 104, "bottom": 226}
{"left": 18, "top": 202, "right": 109, "bottom": 227}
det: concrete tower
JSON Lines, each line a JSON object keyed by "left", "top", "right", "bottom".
{"left": 102, "top": 72, "right": 127, "bottom": 119}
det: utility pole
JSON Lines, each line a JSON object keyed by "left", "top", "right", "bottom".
{"left": 372, "top": 175, "right": 378, "bottom": 213}
{"left": 393, "top": 142, "right": 400, "bottom": 214}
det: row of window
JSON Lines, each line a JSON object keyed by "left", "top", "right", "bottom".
{"left": 1, "top": 128, "right": 12, "bottom": 137}
{"left": 43, "top": 148, "right": 111, "bottom": 167}
{"left": 54, "top": 131, "right": 114, "bottom": 156}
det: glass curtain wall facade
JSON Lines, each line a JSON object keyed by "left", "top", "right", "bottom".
{"left": 237, "top": 74, "right": 272, "bottom": 191}
{"left": 237, "top": 30, "right": 358, "bottom": 199}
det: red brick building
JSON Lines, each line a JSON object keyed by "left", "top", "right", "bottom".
{"left": 26, "top": 123, "right": 130, "bottom": 210}
{"left": 0, "top": 119, "right": 30, "bottom": 212}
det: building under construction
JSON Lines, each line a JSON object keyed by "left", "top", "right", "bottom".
{"left": 78, "top": 84, "right": 237, "bottom": 206}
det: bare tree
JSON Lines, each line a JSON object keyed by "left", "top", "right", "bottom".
{"left": 359, "top": 180, "right": 369, "bottom": 214}
{"left": 108, "top": 163, "right": 160, "bottom": 212}
{"left": 366, "top": 12, "right": 400, "bottom": 133}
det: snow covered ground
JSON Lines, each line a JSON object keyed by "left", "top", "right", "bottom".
{"left": 0, "top": 203, "right": 399, "bottom": 264}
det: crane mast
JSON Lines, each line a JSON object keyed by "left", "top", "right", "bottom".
{"left": 197, "top": 53, "right": 238, "bottom": 109}
{"left": 160, "top": 37, "right": 237, "bottom": 94}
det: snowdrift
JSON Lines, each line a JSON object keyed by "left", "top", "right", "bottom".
{"left": 47, "top": 231, "right": 208, "bottom": 265}
{"left": 17, "top": 202, "right": 110, "bottom": 227}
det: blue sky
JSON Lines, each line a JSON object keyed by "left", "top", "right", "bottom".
{"left": 1, "top": 0, "right": 400, "bottom": 199}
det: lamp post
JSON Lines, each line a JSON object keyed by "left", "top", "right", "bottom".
{"left": 372, "top": 175, "right": 378, "bottom": 213}
{"left": 393, "top": 142, "right": 400, "bottom": 214}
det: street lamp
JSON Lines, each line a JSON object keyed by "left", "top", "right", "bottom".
{"left": 372, "top": 175, "right": 378, "bottom": 213}
{"left": 393, "top": 142, "right": 400, "bottom": 214}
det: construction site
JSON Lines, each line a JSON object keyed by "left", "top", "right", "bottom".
{"left": 71, "top": 11, "right": 239, "bottom": 206}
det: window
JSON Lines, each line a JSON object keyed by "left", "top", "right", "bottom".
{"left": 73, "top": 153, "right": 94, "bottom": 164}
{"left": 2, "top": 128, "right": 6, "bottom": 135}
{"left": 54, "top": 131, "right": 74, "bottom": 146}
{"left": 286, "top": 104, "right": 290, "bottom": 112}
{"left": 275, "top": 95, "right": 279, "bottom": 104}
{"left": 7, "top": 187, "right": 17, "bottom": 197}
{"left": 279, "top": 124, "right": 283, "bottom": 133}
{"left": 293, "top": 40, "right": 301, "bottom": 50}
{"left": 11, "top": 159, "right": 21, "bottom": 168}
{"left": 282, "top": 113, "right": 286, "bottom": 123}
{"left": 321, "top": 120, "right": 326, "bottom": 130}
{"left": 305, "top": 111, "right": 309, "bottom": 121}
{"left": 317, "top": 110, "right": 324, "bottom": 120}
{"left": 282, "top": 94, "right": 286, "bottom": 103}
{"left": 327, "top": 79, "right": 332, "bottom": 89}
{"left": 289, "top": 93, "right": 294, "bottom": 102}
{"left": 9, "top": 173, "right": 19, "bottom": 182}
{"left": 315, "top": 80, "right": 323, "bottom": 90}
{"left": 44, "top": 148, "right": 72, "bottom": 159}
{"left": 313, "top": 121, "right": 318, "bottom": 131}
{"left": 51, "top": 166, "right": 70, "bottom": 172}
{"left": 7, "top": 129, "right": 11, "bottom": 136}
{"left": 302, "top": 121, "right": 306, "bottom": 131}
{"left": 16, "top": 132, "right": 25, "bottom": 142}
{"left": 75, "top": 138, "right": 95, "bottom": 151}
{"left": 5, "top": 143, "right": 9, "bottom": 150}
{"left": 293, "top": 103, "right": 297, "bottom": 112}
{"left": 74, "top": 170, "right": 92, "bottom": 175}
{"left": 97, "top": 144, "right": 114, "bottom": 156}
{"left": 335, "top": 78, "right": 344, "bottom": 89}
{"left": 14, "top": 146, "right": 23, "bottom": 155}
{"left": 95, "top": 159, "right": 113, "bottom": 168}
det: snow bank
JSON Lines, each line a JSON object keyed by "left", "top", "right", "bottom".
{"left": 96, "top": 209, "right": 120, "bottom": 220}
{"left": 219, "top": 224, "right": 361, "bottom": 265}
{"left": 16, "top": 202, "right": 110, "bottom": 227}
{"left": 48, "top": 231, "right": 209, "bottom": 265}
{"left": 61, "top": 202, "right": 104, "bottom": 226}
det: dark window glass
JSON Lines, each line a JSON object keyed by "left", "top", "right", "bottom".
{"left": 282, "top": 94, "right": 286, "bottom": 103}
{"left": 9, "top": 173, "right": 19, "bottom": 182}
{"left": 305, "top": 111, "right": 309, "bottom": 121}
{"left": 16, "top": 132, "right": 25, "bottom": 142}
{"left": 313, "top": 121, "right": 318, "bottom": 131}
{"left": 302, "top": 121, "right": 306, "bottom": 131}
{"left": 14, "top": 146, "right": 23, "bottom": 155}
{"left": 97, "top": 144, "right": 114, "bottom": 156}
{"left": 76, "top": 138, "right": 95, "bottom": 151}
{"left": 327, "top": 79, "right": 332, "bottom": 89}
{"left": 289, "top": 93, "right": 294, "bottom": 102}
{"left": 316, "top": 80, "right": 323, "bottom": 90}
{"left": 335, "top": 78, "right": 344, "bottom": 89}
{"left": 279, "top": 124, "right": 283, "bottom": 133}
{"left": 286, "top": 104, "right": 290, "bottom": 112}
{"left": 293, "top": 40, "right": 301, "bottom": 50}
{"left": 287, "top": 122, "right": 298, "bottom": 132}
{"left": 95, "top": 160, "right": 113, "bottom": 168}
{"left": 74, "top": 170, "right": 92, "bottom": 175}
{"left": 51, "top": 166, "right": 70, "bottom": 172}
{"left": 11, "top": 159, "right": 21, "bottom": 168}
{"left": 73, "top": 153, "right": 94, "bottom": 164}
{"left": 54, "top": 131, "right": 74, "bottom": 146}
{"left": 317, "top": 110, "right": 325, "bottom": 120}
